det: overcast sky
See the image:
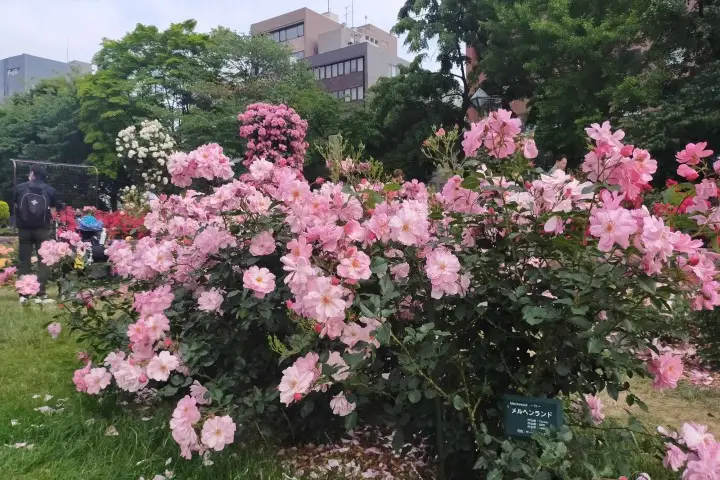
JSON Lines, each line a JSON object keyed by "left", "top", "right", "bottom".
{"left": 0, "top": 0, "right": 436, "bottom": 67}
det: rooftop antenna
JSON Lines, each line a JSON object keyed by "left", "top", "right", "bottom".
{"left": 344, "top": 5, "right": 349, "bottom": 25}
{"left": 327, "top": 0, "right": 330, "bottom": 12}
{"left": 352, "top": 0, "right": 355, "bottom": 27}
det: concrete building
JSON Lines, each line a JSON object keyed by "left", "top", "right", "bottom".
{"left": 250, "top": 7, "right": 408, "bottom": 102}
{"left": 1, "top": 54, "right": 91, "bottom": 103}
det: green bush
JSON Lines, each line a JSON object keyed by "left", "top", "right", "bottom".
{"left": 0, "top": 201, "right": 10, "bottom": 226}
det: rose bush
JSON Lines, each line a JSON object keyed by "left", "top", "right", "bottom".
{"left": 54, "top": 104, "right": 720, "bottom": 478}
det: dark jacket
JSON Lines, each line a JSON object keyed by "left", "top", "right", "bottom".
{"left": 14, "top": 180, "right": 58, "bottom": 229}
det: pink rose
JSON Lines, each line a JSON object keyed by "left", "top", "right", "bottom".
{"left": 47, "top": 322, "right": 62, "bottom": 339}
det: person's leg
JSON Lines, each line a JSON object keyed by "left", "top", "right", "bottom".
{"left": 18, "top": 229, "right": 33, "bottom": 277}
{"left": 34, "top": 228, "right": 52, "bottom": 297}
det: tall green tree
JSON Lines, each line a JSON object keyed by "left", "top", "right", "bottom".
{"left": 0, "top": 76, "right": 90, "bottom": 202}
{"left": 621, "top": 0, "right": 720, "bottom": 179}
{"left": 478, "top": 0, "right": 650, "bottom": 164}
{"left": 361, "top": 62, "right": 462, "bottom": 180}
{"left": 78, "top": 20, "right": 212, "bottom": 180}
{"left": 178, "top": 28, "right": 346, "bottom": 157}
{"left": 394, "top": 0, "right": 491, "bottom": 126}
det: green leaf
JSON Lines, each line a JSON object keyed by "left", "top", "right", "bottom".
{"left": 383, "top": 182, "right": 402, "bottom": 192}
{"left": 343, "top": 352, "right": 366, "bottom": 369}
{"left": 461, "top": 175, "right": 479, "bottom": 190}
{"left": 555, "top": 363, "right": 571, "bottom": 376}
{"left": 636, "top": 276, "right": 657, "bottom": 294}
{"left": 407, "top": 390, "right": 422, "bottom": 403}
{"left": 300, "top": 400, "right": 315, "bottom": 418}
{"left": 374, "top": 323, "right": 392, "bottom": 346}
{"left": 487, "top": 469, "right": 503, "bottom": 480}
{"left": 370, "top": 257, "right": 389, "bottom": 275}
{"left": 344, "top": 411, "right": 357, "bottom": 431}
{"left": 453, "top": 394, "right": 469, "bottom": 411}
{"left": 587, "top": 337, "right": 604, "bottom": 354}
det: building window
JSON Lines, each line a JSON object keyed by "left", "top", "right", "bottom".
{"left": 389, "top": 65, "right": 399, "bottom": 77}
{"left": 329, "top": 86, "right": 365, "bottom": 102}
{"left": 291, "top": 51, "right": 305, "bottom": 59}
{"left": 314, "top": 58, "right": 366, "bottom": 82}
{"left": 268, "top": 23, "right": 305, "bottom": 43}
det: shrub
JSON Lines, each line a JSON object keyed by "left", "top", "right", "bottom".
{"left": 0, "top": 201, "right": 10, "bottom": 226}
{"left": 53, "top": 108, "right": 720, "bottom": 478}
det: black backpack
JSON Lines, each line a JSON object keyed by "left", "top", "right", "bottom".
{"left": 18, "top": 185, "right": 50, "bottom": 228}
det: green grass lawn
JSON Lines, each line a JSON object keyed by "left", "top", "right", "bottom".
{"left": 1, "top": 289, "right": 719, "bottom": 480}
{"left": 0, "top": 292, "right": 285, "bottom": 480}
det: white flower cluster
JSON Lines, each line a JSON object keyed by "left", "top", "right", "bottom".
{"left": 119, "top": 184, "right": 152, "bottom": 216}
{"left": 115, "top": 119, "right": 174, "bottom": 192}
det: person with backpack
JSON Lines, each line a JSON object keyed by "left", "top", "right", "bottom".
{"left": 14, "top": 165, "right": 58, "bottom": 304}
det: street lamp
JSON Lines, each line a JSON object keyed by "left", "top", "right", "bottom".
{"left": 470, "top": 88, "right": 502, "bottom": 116}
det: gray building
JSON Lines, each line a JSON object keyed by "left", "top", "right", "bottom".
{"left": 250, "top": 8, "right": 408, "bottom": 102}
{"left": 1, "top": 54, "right": 91, "bottom": 103}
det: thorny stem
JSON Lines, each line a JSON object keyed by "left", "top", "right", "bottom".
{"left": 390, "top": 332, "right": 448, "bottom": 398}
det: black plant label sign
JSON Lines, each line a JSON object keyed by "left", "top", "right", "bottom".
{"left": 502, "top": 394, "right": 563, "bottom": 438}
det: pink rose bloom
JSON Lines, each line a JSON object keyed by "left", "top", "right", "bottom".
{"left": 72, "top": 363, "right": 92, "bottom": 392}
{"left": 676, "top": 142, "right": 713, "bottom": 166}
{"left": 647, "top": 352, "right": 683, "bottom": 391}
{"left": 677, "top": 163, "right": 700, "bottom": 181}
{"left": 583, "top": 394, "right": 604, "bottom": 425}
{"left": 0, "top": 266, "right": 17, "bottom": 284}
{"left": 681, "top": 423, "right": 716, "bottom": 450}
{"left": 201, "top": 415, "right": 236, "bottom": 451}
{"left": 388, "top": 206, "right": 429, "bottom": 246}
{"left": 425, "top": 248, "right": 462, "bottom": 299}
{"left": 293, "top": 352, "right": 321, "bottom": 383}
{"left": 249, "top": 231, "right": 276, "bottom": 256}
{"left": 103, "top": 351, "right": 127, "bottom": 374}
{"left": 133, "top": 285, "right": 174, "bottom": 317}
{"left": 326, "top": 351, "right": 350, "bottom": 381}
{"left": 144, "top": 313, "right": 170, "bottom": 341}
{"left": 83, "top": 367, "right": 112, "bottom": 395}
{"left": 390, "top": 262, "right": 410, "bottom": 281}
{"left": 113, "top": 361, "right": 149, "bottom": 392}
{"left": 146, "top": 351, "right": 180, "bottom": 382}
{"left": 15, "top": 274, "right": 40, "bottom": 296}
{"left": 172, "top": 395, "right": 201, "bottom": 425}
{"left": 303, "top": 276, "right": 347, "bottom": 321}
{"left": 38, "top": 240, "right": 73, "bottom": 266}
{"left": 337, "top": 248, "right": 372, "bottom": 281}
{"left": 329, "top": 392, "right": 356, "bottom": 416}
{"left": 47, "top": 322, "right": 62, "bottom": 339}
{"left": 543, "top": 216, "right": 564, "bottom": 234}
{"left": 663, "top": 443, "right": 688, "bottom": 471}
{"left": 684, "top": 446, "right": 720, "bottom": 479}
{"left": 242, "top": 266, "right": 276, "bottom": 299}
{"left": 197, "top": 289, "right": 224, "bottom": 312}
{"left": 278, "top": 364, "right": 314, "bottom": 406}
{"left": 190, "top": 381, "right": 212, "bottom": 405}
{"left": 588, "top": 207, "right": 638, "bottom": 251}
{"left": 522, "top": 139, "right": 539, "bottom": 159}
{"left": 248, "top": 158, "right": 274, "bottom": 181}
{"left": 714, "top": 160, "right": 720, "bottom": 174}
